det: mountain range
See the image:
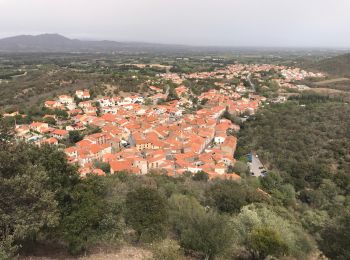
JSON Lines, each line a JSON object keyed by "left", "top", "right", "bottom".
{"left": 0, "top": 33, "right": 192, "bottom": 53}
{"left": 2, "top": 34, "right": 349, "bottom": 56}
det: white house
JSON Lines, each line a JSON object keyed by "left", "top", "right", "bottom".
{"left": 214, "top": 135, "right": 226, "bottom": 144}
{"left": 59, "top": 95, "right": 74, "bottom": 105}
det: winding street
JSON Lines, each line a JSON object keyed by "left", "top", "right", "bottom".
{"left": 247, "top": 73, "right": 256, "bottom": 92}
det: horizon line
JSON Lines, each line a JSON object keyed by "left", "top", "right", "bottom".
{"left": 1, "top": 32, "right": 350, "bottom": 51}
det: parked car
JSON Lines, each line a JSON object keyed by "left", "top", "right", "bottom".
{"left": 247, "top": 153, "right": 253, "bottom": 162}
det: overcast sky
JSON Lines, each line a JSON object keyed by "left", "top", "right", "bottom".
{"left": 0, "top": 0, "right": 349, "bottom": 47}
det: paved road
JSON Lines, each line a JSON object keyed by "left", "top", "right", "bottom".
{"left": 165, "top": 86, "right": 170, "bottom": 96}
{"left": 247, "top": 73, "right": 256, "bottom": 92}
{"left": 249, "top": 153, "right": 265, "bottom": 177}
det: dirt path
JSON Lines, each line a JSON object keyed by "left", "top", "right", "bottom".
{"left": 314, "top": 77, "right": 350, "bottom": 86}
{"left": 21, "top": 246, "right": 152, "bottom": 260}
{"left": 78, "top": 247, "right": 152, "bottom": 260}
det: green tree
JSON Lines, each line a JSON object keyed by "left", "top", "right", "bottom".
{"left": 260, "top": 171, "right": 283, "bottom": 192}
{"left": 25, "top": 144, "right": 80, "bottom": 211}
{"left": 222, "top": 110, "right": 241, "bottom": 125}
{"left": 180, "top": 210, "right": 233, "bottom": 260}
{"left": 207, "top": 181, "right": 265, "bottom": 214}
{"left": 69, "top": 130, "right": 83, "bottom": 144}
{"left": 53, "top": 109, "right": 68, "bottom": 119}
{"left": 43, "top": 116, "right": 56, "bottom": 125}
{"left": 271, "top": 183, "right": 296, "bottom": 206}
{"left": 300, "top": 209, "right": 328, "bottom": 237}
{"left": 169, "top": 194, "right": 234, "bottom": 260}
{"left": 232, "top": 161, "right": 249, "bottom": 175}
{"left": 125, "top": 187, "right": 168, "bottom": 242}
{"left": 93, "top": 160, "right": 110, "bottom": 173}
{"left": 60, "top": 176, "right": 123, "bottom": 254}
{"left": 0, "top": 118, "right": 14, "bottom": 144}
{"left": 152, "top": 239, "right": 184, "bottom": 260}
{"left": 0, "top": 142, "right": 59, "bottom": 258}
{"left": 192, "top": 171, "right": 209, "bottom": 182}
{"left": 319, "top": 208, "right": 350, "bottom": 260}
{"left": 232, "top": 204, "right": 315, "bottom": 259}
{"left": 248, "top": 227, "right": 288, "bottom": 259}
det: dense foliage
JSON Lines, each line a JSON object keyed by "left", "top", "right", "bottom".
{"left": 1, "top": 97, "right": 349, "bottom": 259}
{"left": 237, "top": 97, "right": 350, "bottom": 259}
{"left": 125, "top": 187, "right": 168, "bottom": 242}
{"left": 310, "top": 53, "right": 350, "bottom": 77}
{"left": 0, "top": 138, "right": 314, "bottom": 259}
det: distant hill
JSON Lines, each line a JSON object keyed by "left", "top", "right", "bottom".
{"left": 0, "top": 33, "right": 191, "bottom": 53}
{"left": 310, "top": 53, "right": 350, "bottom": 77}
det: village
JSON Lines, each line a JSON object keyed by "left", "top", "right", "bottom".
{"left": 2, "top": 3, "right": 350, "bottom": 258}
{"left": 8, "top": 64, "right": 324, "bottom": 179}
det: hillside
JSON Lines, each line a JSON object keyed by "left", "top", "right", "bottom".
{"left": 310, "top": 53, "right": 350, "bottom": 77}
{"left": 0, "top": 34, "right": 190, "bottom": 53}
{"left": 236, "top": 96, "right": 350, "bottom": 259}
{"left": 237, "top": 99, "right": 350, "bottom": 191}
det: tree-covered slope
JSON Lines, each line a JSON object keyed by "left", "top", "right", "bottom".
{"left": 237, "top": 98, "right": 350, "bottom": 192}
{"left": 237, "top": 96, "right": 350, "bottom": 259}
{"left": 311, "top": 53, "right": 350, "bottom": 77}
